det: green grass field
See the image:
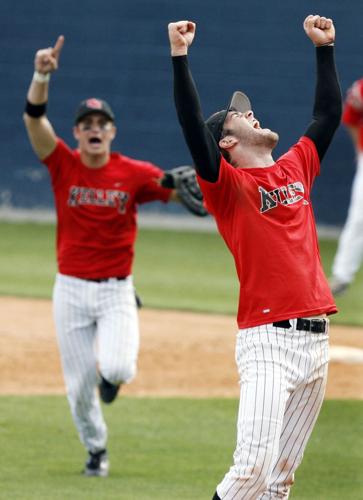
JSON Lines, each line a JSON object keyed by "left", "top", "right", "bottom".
{"left": 0, "top": 397, "right": 361, "bottom": 500}
{"left": 0, "top": 221, "right": 362, "bottom": 499}
{"left": 0, "top": 221, "right": 363, "bottom": 324}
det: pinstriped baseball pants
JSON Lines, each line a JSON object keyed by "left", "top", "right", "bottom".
{"left": 332, "top": 152, "right": 363, "bottom": 283}
{"left": 216, "top": 320, "right": 329, "bottom": 500}
{"left": 53, "top": 273, "right": 140, "bottom": 453}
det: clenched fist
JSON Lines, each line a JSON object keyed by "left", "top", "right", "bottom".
{"left": 168, "top": 21, "right": 196, "bottom": 56}
{"left": 303, "top": 15, "right": 335, "bottom": 47}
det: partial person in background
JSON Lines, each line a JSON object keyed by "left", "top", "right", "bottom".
{"left": 330, "top": 78, "right": 363, "bottom": 296}
{"left": 23, "top": 36, "right": 204, "bottom": 477}
{"left": 168, "top": 14, "right": 341, "bottom": 500}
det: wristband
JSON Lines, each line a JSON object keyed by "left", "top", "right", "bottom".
{"left": 33, "top": 71, "right": 51, "bottom": 83}
{"left": 25, "top": 100, "right": 47, "bottom": 118}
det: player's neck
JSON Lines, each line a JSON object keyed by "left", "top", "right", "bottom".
{"left": 230, "top": 147, "right": 274, "bottom": 169}
{"left": 79, "top": 151, "right": 110, "bottom": 169}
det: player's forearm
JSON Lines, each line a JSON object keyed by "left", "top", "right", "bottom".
{"left": 304, "top": 46, "right": 342, "bottom": 160}
{"left": 172, "top": 55, "right": 221, "bottom": 182}
{"left": 27, "top": 73, "right": 50, "bottom": 104}
{"left": 313, "top": 47, "right": 342, "bottom": 122}
{"left": 24, "top": 73, "right": 51, "bottom": 130}
{"left": 23, "top": 74, "right": 57, "bottom": 159}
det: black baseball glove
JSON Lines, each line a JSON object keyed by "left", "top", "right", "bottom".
{"left": 161, "top": 165, "right": 208, "bottom": 217}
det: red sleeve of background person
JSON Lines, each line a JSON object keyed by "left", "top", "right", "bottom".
{"left": 342, "top": 79, "right": 363, "bottom": 150}
{"left": 198, "top": 137, "right": 336, "bottom": 329}
{"left": 42, "top": 139, "right": 172, "bottom": 278}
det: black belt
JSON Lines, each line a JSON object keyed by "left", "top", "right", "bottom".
{"left": 272, "top": 318, "right": 327, "bottom": 334}
{"left": 84, "top": 276, "right": 127, "bottom": 283}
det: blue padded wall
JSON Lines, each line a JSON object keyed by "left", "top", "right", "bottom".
{"left": 1, "top": 0, "right": 362, "bottom": 224}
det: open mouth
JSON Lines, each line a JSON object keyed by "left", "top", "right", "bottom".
{"left": 252, "top": 120, "right": 260, "bottom": 129}
{"left": 89, "top": 137, "right": 102, "bottom": 144}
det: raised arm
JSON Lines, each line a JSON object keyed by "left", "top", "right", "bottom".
{"left": 23, "top": 35, "right": 64, "bottom": 160}
{"left": 303, "top": 15, "right": 342, "bottom": 161}
{"left": 168, "top": 21, "right": 221, "bottom": 182}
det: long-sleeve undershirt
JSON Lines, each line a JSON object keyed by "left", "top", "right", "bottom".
{"left": 172, "top": 46, "right": 342, "bottom": 183}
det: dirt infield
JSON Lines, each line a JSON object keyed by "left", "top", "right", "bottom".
{"left": 0, "top": 296, "right": 362, "bottom": 398}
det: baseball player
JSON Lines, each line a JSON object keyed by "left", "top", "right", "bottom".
{"left": 330, "top": 78, "right": 363, "bottom": 296}
{"left": 168, "top": 14, "right": 341, "bottom": 500}
{"left": 22, "top": 36, "right": 205, "bottom": 477}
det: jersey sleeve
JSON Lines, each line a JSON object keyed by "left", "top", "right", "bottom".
{"left": 343, "top": 105, "right": 363, "bottom": 127}
{"left": 42, "top": 138, "right": 75, "bottom": 187}
{"left": 197, "top": 156, "right": 241, "bottom": 216}
{"left": 342, "top": 80, "right": 363, "bottom": 127}
{"left": 134, "top": 161, "right": 172, "bottom": 204}
{"left": 279, "top": 136, "right": 320, "bottom": 191}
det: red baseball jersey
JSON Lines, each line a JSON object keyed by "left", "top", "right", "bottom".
{"left": 43, "top": 139, "right": 171, "bottom": 278}
{"left": 198, "top": 136, "right": 337, "bottom": 329}
{"left": 342, "top": 78, "right": 363, "bottom": 151}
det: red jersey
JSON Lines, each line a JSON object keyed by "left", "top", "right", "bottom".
{"left": 342, "top": 78, "right": 363, "bottom": 151}
{"left": 198, "top": 137, "right": 337, "bottom": 329}
{"left": 43, "top": 139, "right": 171, "bottom": 278}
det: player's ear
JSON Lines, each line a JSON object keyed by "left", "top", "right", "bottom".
{"left": 109, "top": 125, "right": 116, "bottom": 141}
{"left": 219, "top": 134, "right": 238, "bottom": 150}
{"left": 73, "top": 125, "right": 80, "bottom": 141}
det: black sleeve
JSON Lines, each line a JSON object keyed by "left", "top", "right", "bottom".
{"left": 172, "top": 56, "right": 221, "bottom": 182}
{"left": 304, "top": 46, "right": 342, "bottom": 161}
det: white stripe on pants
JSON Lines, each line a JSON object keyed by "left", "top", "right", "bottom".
{"left": 217, "top": 320, "right": 329, "bottom": 500}
{"left": 53, "top": 273, "right": 140, "bottom": 453}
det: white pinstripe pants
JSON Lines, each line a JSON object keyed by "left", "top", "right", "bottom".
{"left": 53, "top": 273, "right": 139, "bottom": 453}
{"left": 332, "top": 153, "right": 363, "bottom": 283}
{"left": 217, "top": 320, "right": 329, "bottom": 500}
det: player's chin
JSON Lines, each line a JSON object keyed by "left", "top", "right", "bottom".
{"left": 260, "top": 128, "right": 279, "bottom": 148}
{"left": 87, "top": 143, "right": 105, "bottom": 153}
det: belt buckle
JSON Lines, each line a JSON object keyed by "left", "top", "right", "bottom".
{"left": 310, "top": 318, "right": 326, "bottom": 334}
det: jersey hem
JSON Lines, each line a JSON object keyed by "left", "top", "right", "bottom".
{"left": 237, "top": 306, "right": 337, "bottom": 330}
{"left": 58, "top": 270, "right": 132, "bottom": 280}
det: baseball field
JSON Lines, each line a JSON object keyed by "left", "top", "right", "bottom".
{"left": 0, "top": 221, "right": 362, "bottom": 499}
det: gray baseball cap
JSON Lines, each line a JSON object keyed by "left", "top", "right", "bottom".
{"left": 205, "top": 91, "right": 251, "bottom": 143}
{"left": 75, "top": 98, "right": 115, "bottom": 124}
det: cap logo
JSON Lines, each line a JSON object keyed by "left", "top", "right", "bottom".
{"left": 86, "top": 98, "right": 103, "bottom": 110}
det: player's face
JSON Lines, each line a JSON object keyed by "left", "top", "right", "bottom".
{"left": 224, "top": 110, "right": 279, "bottom": 148}
{"left": 73, "top": 113, "right": 116, "bottom": 157}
